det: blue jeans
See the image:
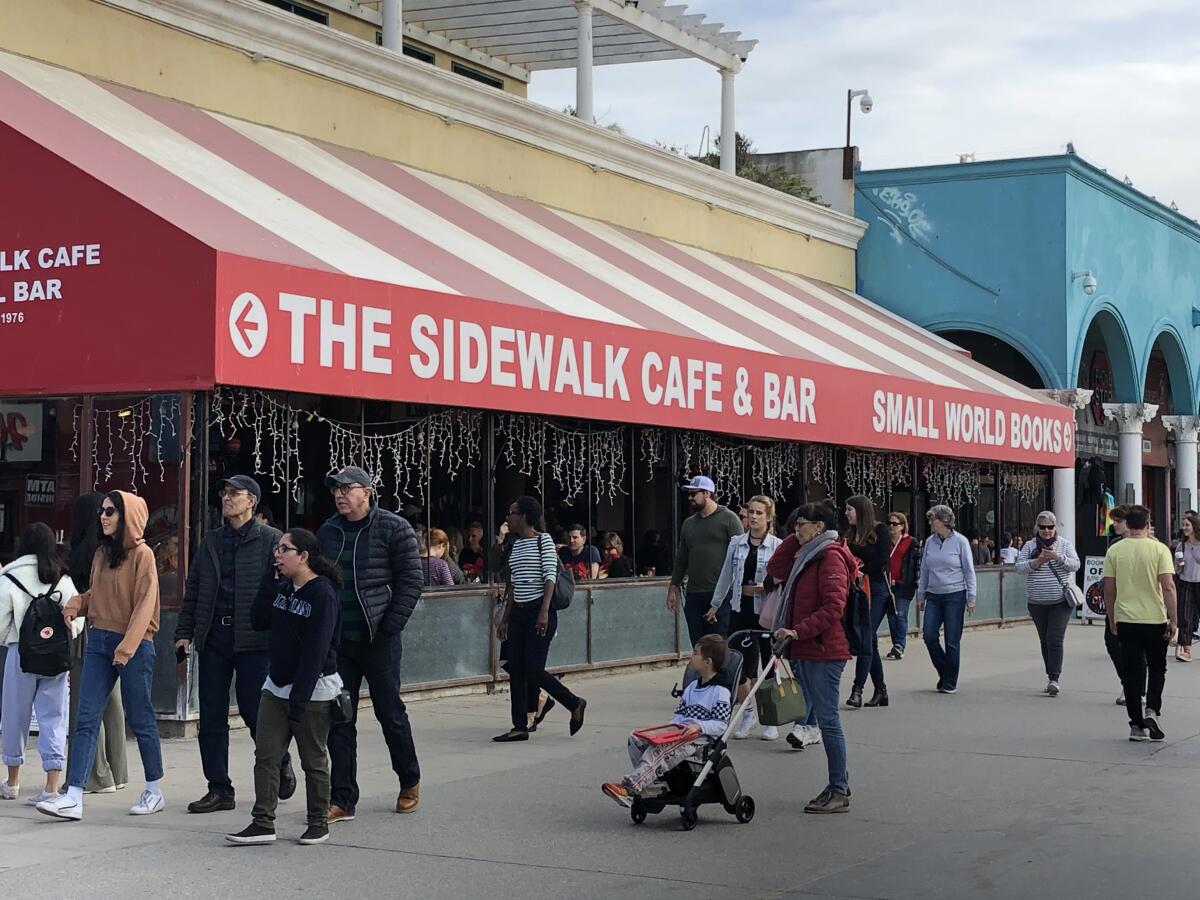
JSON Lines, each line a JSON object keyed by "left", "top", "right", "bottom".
{"left": 66, "top": 628, "right": 162, "bottom": 788}
{"left": 789, "top": 660, "right": 818, "bottom": 727}
{"left": 923, "top": 591, "right": 967, "bottom": 691}
{"left": 794, "top": 659, "right": 848, "bottom": 794}
{"left": 887, "top": 594, "right": 912, "bottom": 650}
{"left": 853, "top": 578, "right": 890, "bottom": 691}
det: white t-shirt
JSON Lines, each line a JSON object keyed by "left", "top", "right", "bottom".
{"left": 999, "top": 547, "right": 1019, "bottom": 565}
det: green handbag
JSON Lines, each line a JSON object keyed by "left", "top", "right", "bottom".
{"left": 755, "top": 660, "right": 807, "bottom": 726}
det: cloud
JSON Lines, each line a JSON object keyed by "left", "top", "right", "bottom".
{"left": 527, "top": 0, "right": 1200, "bottom": 214}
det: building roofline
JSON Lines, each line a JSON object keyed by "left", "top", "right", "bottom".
{"left": 858, "top": 153, "right": 1200, "bottom": 242}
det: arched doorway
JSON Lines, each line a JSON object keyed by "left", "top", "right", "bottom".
{"left": 938, "top": 330, "right": 1048, "bottom": 389}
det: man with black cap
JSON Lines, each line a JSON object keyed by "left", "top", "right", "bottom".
{"left": 175, "top": 475, "right": 293, "bottom": 813}
{"left": 317, "top": 466, "right": 423, "bottom": 822}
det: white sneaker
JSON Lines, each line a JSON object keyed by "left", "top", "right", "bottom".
{"left": 36, "top": 794, "right": 82, "bottom": 821}
{"left": 0, "top": 782, "right": 18, "bottom": 801}
{"left": 802, "top": 724, "right": 823, "bottom": 747}
{"left": 1047, "top": 681, "right": 1060, "bottom": 696}
{"left": 25, "top": 789, "right": 59, "bottom": 807}
{"left": 760, "top": 725, "right": 779, "bottom": 741}
{"left": 129, "top": 790, "right": 165, "bottom": 816}
{"left": 732, "top": 707, "right": 755, "bottom": 740}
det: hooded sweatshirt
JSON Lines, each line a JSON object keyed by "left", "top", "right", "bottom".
{"left": 64, "top": 491, "right": 160, "bottom": 658}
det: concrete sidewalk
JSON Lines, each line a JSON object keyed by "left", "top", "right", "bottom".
{"left": 2, "top": 621, "right": 1199, "bottom": 900}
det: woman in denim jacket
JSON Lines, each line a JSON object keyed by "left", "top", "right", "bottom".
{"left": 705, "top": 495, "right": 782, "bottom": 739}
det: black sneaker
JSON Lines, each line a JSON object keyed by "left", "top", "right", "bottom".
{"left": 278, "top": 761, "right": 297, "bottom": 802}
{"left": 1144, "top": 710, "right": 1165, "bottom": 742}
{"left": 188, "top": 792, "right": 235, "bottom": 814}
{"left": 225, "top": 823, "right": 276, "bottom": 845}
{"left": 299, "top": 824, "right": 330, "bottom": 845}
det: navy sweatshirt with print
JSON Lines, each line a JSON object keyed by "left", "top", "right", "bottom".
{"left": 252, "top": 575, "right": 341, "bottom": 720}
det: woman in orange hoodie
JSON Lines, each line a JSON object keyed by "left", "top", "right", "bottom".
{"left": 36, "top": 491, "right": 163, "bottom": 822}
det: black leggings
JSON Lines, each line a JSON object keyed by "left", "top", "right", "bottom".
{"left": 505, "top": 605, "right": 580, "bottom": 731}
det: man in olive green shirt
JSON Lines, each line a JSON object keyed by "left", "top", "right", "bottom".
{"left": 1102, "top": 504, "right": 1176, "bottom": 742}
{"left": 666, "top": 475, "right": 743, "bottom": 644}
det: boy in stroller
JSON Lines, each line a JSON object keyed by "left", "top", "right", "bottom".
{"left": 601, "top": 635, "right": 732, "bottom": 808}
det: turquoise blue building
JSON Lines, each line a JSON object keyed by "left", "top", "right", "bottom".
{"left": 856, "top": 153, "right": 1200, "bottom": 548}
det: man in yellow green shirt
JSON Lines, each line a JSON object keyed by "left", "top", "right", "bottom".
{"left": 1102, "top": 505, "right": 1177, "bottom": 742}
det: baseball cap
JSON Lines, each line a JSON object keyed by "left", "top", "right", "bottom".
{"left": 216, "top": 475, "right": 262, "bottom": 502}
{"left": 682, "top": 475, "right": 716, "bottom": 494}
{"left": 325, "top": 466, "right": 374, "bottom": 489}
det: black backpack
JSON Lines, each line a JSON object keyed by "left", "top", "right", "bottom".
{"left": 6, "top": 573, "right": 73, "bottom": 676}
{"left": 833, "top": 553, "right": 873, "bottom": 658}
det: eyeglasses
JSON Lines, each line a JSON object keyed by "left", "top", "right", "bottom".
{"left": 273, "top": 543, "right": 299, "bottom": 555}
{"left": 331, "top": 484, "right": 364, "bottom": 496}
{"left": 220, "top": 489, "right": 248, "bottom": 499}
{"left": 99, "top": 505, "right": 117, "bottom": 517}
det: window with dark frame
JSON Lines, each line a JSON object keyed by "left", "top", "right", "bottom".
{"left": 451, "top": 62, "right": 503, "bottom": 90}
{"left": 260, "top": 0, "right": 329, "bottom": 25}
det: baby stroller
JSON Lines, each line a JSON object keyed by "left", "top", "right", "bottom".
{"left": 629, "top": 628, "right": 790, "bottom": 831}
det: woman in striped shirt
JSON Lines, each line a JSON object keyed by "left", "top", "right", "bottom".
{"left": 1015, "top": 511, "right": 1079, "bottom": 696}
{"left": 492, "top": 496, "right": 587, "bottom": 742}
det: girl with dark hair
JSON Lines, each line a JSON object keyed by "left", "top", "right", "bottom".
{"left": 38, "top": 491, "right": 163, "bottom": 822}
{"left": 843, "top": 495, "right": 891, "bottom": 709}
{"left": 64, "top": 491, "right": 128, "bottom": 796}
{"left": 0, "top": 523, "right": 80, "bottom": 804}
{"left": 1174, "top": 512, "right": 1200, "bottom": 663}
{"left": 492, "top": 496, "right": 587, "bottom": 742}
{"left": 228, "top": 529, "right": 342, "bottom": 846}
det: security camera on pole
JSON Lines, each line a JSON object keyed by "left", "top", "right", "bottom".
{"left": 843, "top": 88, "right": 873, "bottom": 180}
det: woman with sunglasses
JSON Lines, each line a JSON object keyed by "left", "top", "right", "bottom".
{"left": 843, "top": 496, "right": 891, "bottom": 709}
{"left": 1015, "top": 512, "right": 1079, "bottom": 695}
{"left": 884, "top": 513, "right": 920, "bottom": 661}
{"left": 492, "top": 496, "right": 586, "bottom": 742}
{"left": 38, "top": 491, "right": 163, "bottom": 821}
{"left": 227, "top": 529, "right": 342, "bottom": 846}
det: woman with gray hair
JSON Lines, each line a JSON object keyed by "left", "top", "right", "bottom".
{"left": 1015, "top": 511, "right": 1079, "bottom": 695}
{"left": 916, "top": 505, "right": 976, "bottom": 694}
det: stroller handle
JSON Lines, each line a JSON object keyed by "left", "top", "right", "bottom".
{"left": 727, "top": 627, "right": 792, "bottom": 659}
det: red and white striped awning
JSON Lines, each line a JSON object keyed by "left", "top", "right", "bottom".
{"left": 0, "top": 50, "right": 1073, "bottom": 465}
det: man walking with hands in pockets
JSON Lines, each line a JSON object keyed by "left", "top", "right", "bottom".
{"left": 318, "top": 467, "right": 423, "bottom": 822}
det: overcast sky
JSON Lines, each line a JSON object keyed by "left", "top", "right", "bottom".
{"left": 527, "top": 0, "right": 1200, "bottom": 215}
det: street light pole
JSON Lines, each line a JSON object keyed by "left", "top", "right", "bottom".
{"left": 843, "top": 88, "right": 872, "bottom": 180}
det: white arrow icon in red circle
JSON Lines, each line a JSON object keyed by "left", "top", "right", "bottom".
{"left": 229, "top": 291, "right": 268, "bottom": 358}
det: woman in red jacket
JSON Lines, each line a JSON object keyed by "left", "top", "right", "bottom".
{"left": 768, "top": 502, "right": 854, "bottom": 815}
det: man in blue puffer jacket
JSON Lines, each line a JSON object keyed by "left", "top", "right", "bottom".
{"left": 317, "top": 466, "right": 423, "bottom": 823}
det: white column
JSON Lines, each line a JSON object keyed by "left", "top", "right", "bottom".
{"left": 574, "top": 0, "right": 594, "bottom": 124}
{"left": 1162, "top": 415, "right": 1200, "bottom": 514}
{"left": 720, "top": 69, "right": 736, "bottom": 174}
{"left": 382, "top": 0, "right": 402, "bottom": 52}
{"left": 1103, "top": 403, "right": 1159, "bottom": 506}
{"left": 1041, "top": 388, "right": 1093, "bottom": 549}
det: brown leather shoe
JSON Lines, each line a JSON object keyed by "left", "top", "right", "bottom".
{"left": 395, "top": 784, "right": 420, "bottom": 814}
{"left": 327, "top": 804, "right": 355, "bottom": 824}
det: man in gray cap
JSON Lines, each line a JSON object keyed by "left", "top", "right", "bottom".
{"left": 317, "top": 466, "right": 423, "bottom": 822}
{"left": 175, "top": 475, "right": 292, "bottom": 813}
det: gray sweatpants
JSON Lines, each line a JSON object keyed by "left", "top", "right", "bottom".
{"left": 1, "top": 645, "right": 69, "bottom": 771}
{"left": 1028, "top": 602, "right": 1072, "bottom": 681}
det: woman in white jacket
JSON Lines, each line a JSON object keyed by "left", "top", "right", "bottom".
{"left": 705, "top": 495, "right": 782, "bottom": 739}
{"left": 0, "top": 522, "right": 80, "bottom": 805}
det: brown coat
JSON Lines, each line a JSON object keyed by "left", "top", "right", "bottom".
{"left": 65, "top": 490, "right": 160, "bottom": 661}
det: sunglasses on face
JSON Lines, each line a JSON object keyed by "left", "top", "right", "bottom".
{"left": 99, "top": 506, "right": 117, "bottom": 517}
{"left": 1037, "top": 524, "right": 1055, "bottom": 531}
{"left": 888, "top": 520, "right": 902, "bottom": 526}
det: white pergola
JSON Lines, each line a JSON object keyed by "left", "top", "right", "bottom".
{"left": 365, "top": 0, "right": 756, "bottom": 173}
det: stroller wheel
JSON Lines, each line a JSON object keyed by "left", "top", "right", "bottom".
{"left": 735, "top": 795, "right": 756, "bottom": 824}
{"left": 680, "top": 807, "right": 698, "bottom": 831}
{"left": 630, "top": 801, "right": 646, "bottom": 825}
